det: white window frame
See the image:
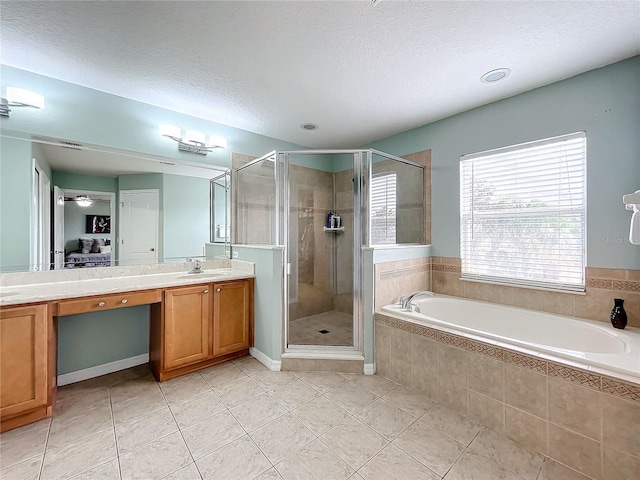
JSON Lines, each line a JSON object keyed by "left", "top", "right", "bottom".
{"left": 371, "top": 172, "right": 397, "bottom": 245}
{"left": 460, "top": 132, "right": 587, "bottom": 292}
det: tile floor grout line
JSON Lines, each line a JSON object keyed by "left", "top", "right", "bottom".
{"left": 7, "top": 360, "right": 569, "bottom": 480}
{"left": 36, "top": 417, "right": 53, "bottom": 480}
{"left": 107, "top": 385, "right": 124, "bottom": 480}
{"left": 155, "top": 379, "right": 199, "bottom": 479}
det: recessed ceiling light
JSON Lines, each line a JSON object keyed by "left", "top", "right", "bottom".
{"left": 481, "top": 68, "right": 511, "bottom": 83}
{"left": 300, "top": 123, "right": 318, "bottom": 130}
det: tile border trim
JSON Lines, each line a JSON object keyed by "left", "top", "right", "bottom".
{"left": 379, "top": 264, "right": 430, "bottom": 281}
{"left": 375, "top": 312, "right": 640, "bottom": 403}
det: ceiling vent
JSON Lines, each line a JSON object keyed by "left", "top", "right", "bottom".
{"left": 60, "top": 141, "right": 83, "bottom": 150}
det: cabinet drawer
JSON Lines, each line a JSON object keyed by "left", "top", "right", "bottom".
{"left": 56, "top": 289, "right": 162, "bottom": 316}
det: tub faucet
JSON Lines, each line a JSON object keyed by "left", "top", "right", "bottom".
{"left": 187, "top": 259, "right": 202, "bottom": 274}
{"left": 399, "top": 291, "right": 434, "bottom": 311}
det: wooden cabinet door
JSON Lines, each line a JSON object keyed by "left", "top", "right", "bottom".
{"left": 213, "top": 280, "right": 251, "bottom": 356}
{"left": 0, "top": 305, "right": 48, "bottom": 418}
{"left": 164, "top": 285, "right": 212, "bottom": 370}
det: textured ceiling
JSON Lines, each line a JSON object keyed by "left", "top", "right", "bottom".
{"left": 1, "top": 1, "right": 639, "bottom": 148}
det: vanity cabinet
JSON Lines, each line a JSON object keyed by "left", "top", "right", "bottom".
{"left": 163, "top": 284, "right": 212, "bottom": 370}
{"left": 213, "top": 280, "right": 251, "bottom": 356}
{"left": 0, "top": 304, "right": 55, "bottom": 433}
{"left": 150, "top": 278, "right": 254, "bottom": 381}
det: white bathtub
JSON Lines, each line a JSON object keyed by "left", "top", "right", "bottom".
{"left": 381, "top": 294, "right": 640, "bottom": 383}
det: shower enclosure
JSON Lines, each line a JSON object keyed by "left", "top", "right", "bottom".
{"left": 234, "top": 150, "right": 425, "bottom": 354}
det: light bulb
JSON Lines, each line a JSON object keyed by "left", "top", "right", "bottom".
{"left": 6, "top": 87, "right": 44, "bottom": 109}
{"left": 159, "top": 124, "right": 181, "bottom": 138}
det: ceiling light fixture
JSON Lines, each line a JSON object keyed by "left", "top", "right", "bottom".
{"left": 0, "top": 87, "right": 45, "bottom": 117}
{"left": 75, "top": 195, "right": 93, "bottom": 207}
{"left": 159, "top": 124, "right": 227, "bottom": 155}
{"left": 300, "top": 123, "right": 318, "bottom": 130}
{"left": 480, "top": 68, "right": 511, "bottom": 84}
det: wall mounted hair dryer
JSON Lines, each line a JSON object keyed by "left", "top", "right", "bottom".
{"left": 623, "top": 190, "right": 640, "bottom": 245}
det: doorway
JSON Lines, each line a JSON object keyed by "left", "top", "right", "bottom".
{"left": 118, "top": 189, "right": 159, "bottom": 265}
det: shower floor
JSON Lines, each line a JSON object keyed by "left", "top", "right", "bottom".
{"left": 289, "top": 310, "right": 353, "bottom": 346}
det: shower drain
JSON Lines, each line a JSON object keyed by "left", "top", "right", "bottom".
{"left": 318, "top": 329, "right": 330, "bottom": 334}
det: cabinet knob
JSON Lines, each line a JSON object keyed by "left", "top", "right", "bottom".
{"left": 98, "top": 301, "right": 106, "bottom": 307}
{"left": 203, "top": 289, "right": 209, "bottom": 294}
{"left": 216, "top": 288, "right": 221, "bottom": 292}
{"left": 121, "top": 299, "right": 128, "bottom": 304}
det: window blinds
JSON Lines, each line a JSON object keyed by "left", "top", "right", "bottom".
{"left": 371, "top": 173, "right": 397, "bottom": 245}
{"left": 460, "top": 132, "right": 586, "bottom": 292}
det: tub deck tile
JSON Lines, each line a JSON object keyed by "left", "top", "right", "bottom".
{"left": 503, "top": 351, "right": 547, "bottom": 374}
{"left": 547, "top": 363, "right": 601, "bottom": 391}
{"left": 467, "top": 340, "right": 504, "bottom": 361}
{"left": 601, "top": 377, "right": 640, "bottom": 402}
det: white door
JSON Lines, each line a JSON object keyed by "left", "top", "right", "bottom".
{"left": 53, "top": 186, "right": 65, "bottom": 269}
{"left": 32, "top": 162, "right": 51, "bottom": 271}
{"left": 119, "top": 189, "right": 159, "bottom": 266}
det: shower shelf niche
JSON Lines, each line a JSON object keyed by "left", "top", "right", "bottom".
{"left": 323, "top": 227, "right": 345, "bottom": 233}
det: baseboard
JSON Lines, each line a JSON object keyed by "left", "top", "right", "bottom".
{"left": 57, "top": 354, "right": 150, "bottom": 386}
{"left": 249, "top": 347, "right": 281, "bottom": 371}
{"left": 364, "top": 363, "right": 376, "bottom": 375}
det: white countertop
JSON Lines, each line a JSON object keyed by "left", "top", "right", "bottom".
{"left": 0, "top": 268, "right": 254, "bottom": 307}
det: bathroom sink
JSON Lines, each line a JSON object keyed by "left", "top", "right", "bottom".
{"left": 178, "top": 273, "right": 224, "bottom": 280}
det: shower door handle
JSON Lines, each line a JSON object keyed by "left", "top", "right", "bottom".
{"left": 286, "top": 263, "right": 291, "bottom": 275}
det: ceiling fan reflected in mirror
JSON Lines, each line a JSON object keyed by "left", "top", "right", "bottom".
{"left": 62, "top": 195, "right": 94, "bottom": 207}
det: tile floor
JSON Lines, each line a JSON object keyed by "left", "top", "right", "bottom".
{"left": 288, "top": 311, "right": 353, "bottom": 346}
{"left": 0, "top": 356, "right": 589, "bottom": 480}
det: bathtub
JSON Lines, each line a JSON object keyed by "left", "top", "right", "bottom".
{"left": 381, "top": 294, "right": 640, "bottom": 383}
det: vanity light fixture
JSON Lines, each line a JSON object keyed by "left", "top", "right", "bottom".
{"left": 0, "top": 87, "right": 45, "bottom": 117}
{"left": 159, "top": 124, "right": 227, "bottom": 155}
{"left": 75, "top": 195, "right": 93, "bottom": 207}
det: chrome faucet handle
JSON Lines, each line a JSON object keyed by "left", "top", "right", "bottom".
{"left": 187, "top": 259, "right": 203, "bottom": 274}
{"left": 398, "top": 296, "right": 406, "bottom": 307}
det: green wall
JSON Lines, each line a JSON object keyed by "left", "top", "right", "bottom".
{"left": 0, "top": 66, "right": 305, "bottom": 169}
{"left": 163, "top": 175, "right": 209, "bottom": 261}
{"left": 0, "top": 138, "right": 32, "bottom": 272}
{"left": 368, "top": 56, "right": 640, "bottom": 270}
{"left": 57, "top": 307, "right": 149, "bottom": 375}
{"left": 52, "top": 171, "right": 118, "bottom": 192}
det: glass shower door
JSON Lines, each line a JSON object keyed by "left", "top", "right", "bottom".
{"left": 286, "top": 152, "right": 356, "bottom": 348}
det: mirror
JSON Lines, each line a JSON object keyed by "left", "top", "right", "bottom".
{"left": 210, "top": 170, "right": 231, "bottom": 259}
{"left": 0, "top": 133, "right": 228, "bottom": 273}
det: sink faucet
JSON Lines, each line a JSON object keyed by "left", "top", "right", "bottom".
{"left": 399, "top": 290, "right": 434, "bottom": 311}
{"left": 187, "top": 259, "right": 203, "bottom": 274}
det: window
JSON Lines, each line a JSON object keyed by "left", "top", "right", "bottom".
{"left": 371, "top": 173, "right": 397, "bottom": 244}
{"left": 460, "top": 132, "right": 586, "bottom": 292}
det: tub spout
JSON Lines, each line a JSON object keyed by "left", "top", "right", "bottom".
{"left": 401, "top": 291, "right": 434, "bottom": 311}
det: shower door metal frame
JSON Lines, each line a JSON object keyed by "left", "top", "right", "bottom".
{"left": 234, "top": 148, "right": 425, "bottom": 358}
{"left": 282, "top": 149, "right": 366, "bottom": 356}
